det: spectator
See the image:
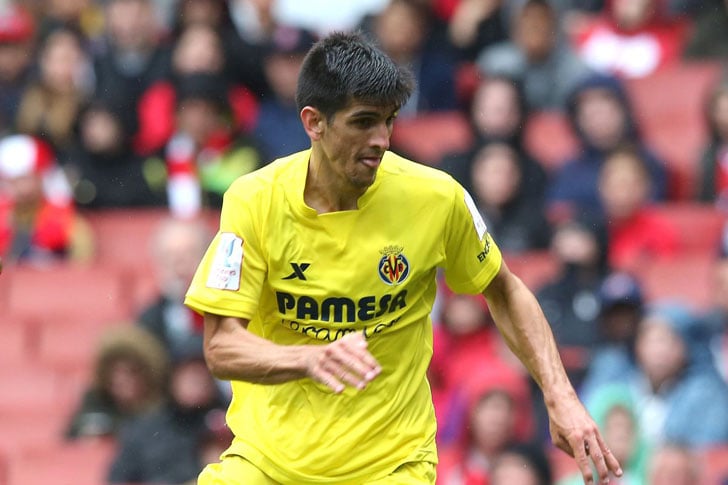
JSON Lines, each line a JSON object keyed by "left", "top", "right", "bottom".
{"left": 437, "top": 388, "right": 531, "bottom": 485}
{"left": 477, "top": 0, "right": 593, "bottom": 111}
{"left": 570, "top": 0, "right": 689, "bottom": 78}
{"left": 707, "top": 224, "right": 728, "bottom": 382}
{"left": 35, "top": 0, "right": 105, "bottom": 43}
{"left": 252, "top": 25, "right": 316, "bottom": 163}
{"left": 108, "top": 335, "right": 227, "bottom": 484}
{"left": 696, "top": 82, "right": 728, "bottom": 207}
{"left": 93, "top": 0, "right": 171, "bottom": 140}
{"left": 537, "top": 213, "right": 607, "bottom": 390}
{"left": 15, "top": 26, "right": 93, "bottom": 157}
{"left": 440, "top": 75, "right": 548, "bottom": 200}
{"left": 366, "top": 0, "right": 458, "bottom": 116}
{"left": 0, "top": 3, "right": 35, "bottom": 134}
{"left": 647, "top": 443, "right": 701, "bottom": 485}
{"left": 134, "top": 23, "right": 259, "bottom": 155}
{"left": 580, "top": 271, "right": 645, "bottom": 400}
{"left": 165, "top": 72, "right": 264, "bottom": 217}
{"left": 65, "top": 325, "right": 169, "bottom": 440}
{"left": 547, "top": 74, "right": 667, "bottom": 215}
{"left": 465, "top": 142, "right": 551, "bottom": 252}
{"left": 598, "top": 146, "right": 678, "bottom": 272}
{"left": 560, "top": 383, "right": 651, "bottom": 485}
{"left": 138, "top": 216, "right": 212, "bottom": 358}
{"left": 69, "top": 99, "right": 166, "bottom": 208}
{"left": 0, "top": 133, "right": 87, "bottom": 263}
{"left": 489, "top": 443, "right": 552, "bottom": 485}
{"left": 626, "top": 302, "right": 728, "bottom": 447}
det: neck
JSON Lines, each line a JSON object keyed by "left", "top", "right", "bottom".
{"left": 304, "top": 150, "right": 366, "bottom": 213}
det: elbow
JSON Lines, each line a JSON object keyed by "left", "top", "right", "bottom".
{"left": 203, "top": 342, "right": 231, "bottom": 381}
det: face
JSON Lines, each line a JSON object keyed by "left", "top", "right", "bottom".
{"left": 155, "top": 221, "right": 209, "bottom": 298}
{"left": 471, "top": 80, "right": 521, "bottom": 138}
{"left": 490, "top": 454, "right": 541, "bottom": 485}
{"left": 713, "top": 260, "right": 728, "bottom": 312}
{"left": 442, "top": 294, "right": 487, "bottom": 335}
{"left": 471, "top": 144, "right": 521, "bottom": 207}
{"left": 0, "top": 43, "right": 32, "bottom": 83}
{"left": 514, "top": 4, "right": 555, "bottom": 62}
{"left": 576, "top": 89, "right": 626, "bottom": 150}
{"left": 106, "top": 0, "right": 155, "bottom": 51}
{"left": 600, "top": 305, "right": 641, "bottom": 342}
{"left": 612, "top": 0, "right": 654, "bottom": 30}
{"left": 173, "top": 26, "right": 224, "bottom": 74}
{"left": 649, "top": 447, "right": 697, "bottom": 485}
{"left": 264, "top": 53, "right": 305, "bottom": 103}
{"left": 603, "top": 406, "right": 636, "bottom": 464}
{"left": 551, "top": 225, "right": 599, "bottom": 266}
{"left": 82, "top": 109, "right": 123, "bottom": 154}
{"left": 313, "top": 102, "right": 397, "bottom": 192}
{"left": 176, "top": 98, "right": 222, "bottom": 146}
{"left": 635, "top": 319, "right": 686, "bottom": 388}
{"left": 170, "top": 360, "right": 217, "bottom": 409}
{"left": 374, "top": 1, "right": 425, "bottom": 60}
{"left": 181, "top": 0, "right": 223, "bottom": 27}
{"left": 470, "top": 392, "right": 516, "bottom": 455}
{"left": 40, "top": 30, "right": 85, "bottom": 94}
{"left": 598, "top": 153, "right": 650, "bottom": 221}
{"left": 106, "top": 358, "right": 150, "bottom": 410}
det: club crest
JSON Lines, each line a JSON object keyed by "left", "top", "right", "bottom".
{"left": 378, "top": 245, "right": 410, "bottom": 286}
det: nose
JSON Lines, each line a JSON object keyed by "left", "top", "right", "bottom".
{"left": 370, "top": 121, "right": 391, "bottom": 152}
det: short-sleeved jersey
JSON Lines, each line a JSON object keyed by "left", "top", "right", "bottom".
{"left": 185, "top": 149, "right": 503, "bottom": 484}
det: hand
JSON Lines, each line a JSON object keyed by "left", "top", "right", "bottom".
{"left": 305, "top": 332, "right": 381, "bottom": 393}
{"left": 547, "top": 394, "right": 623, "bottom": 484}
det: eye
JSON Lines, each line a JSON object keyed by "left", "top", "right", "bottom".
{"left": 353, "top": 118, "right": 376, "bottom": 128}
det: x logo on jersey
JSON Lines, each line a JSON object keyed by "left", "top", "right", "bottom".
{"left": 283, "top": 263, "right": 310, "bottom": 280}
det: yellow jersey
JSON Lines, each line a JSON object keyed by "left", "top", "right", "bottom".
{"left": 185, "top": 149, "right": 503, "bottom": 484}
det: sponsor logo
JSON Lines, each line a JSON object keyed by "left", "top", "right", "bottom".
{"left": 378, "top": 245, "right": 409, "bottom": 286}
{"left": 275, "top": 290, "right": 407, "bottom": 323}
{"left": 282, "top": 262, "right": 310, "bottom": 280}
{"left": 206, "top": 233, "right": 243, "bottom": 290}
{"left": 477, "top": 235, "right": 491, "bottom": 262}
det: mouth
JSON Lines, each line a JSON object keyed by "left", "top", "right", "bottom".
{"left": 358, "top": 155, "right": 382, "bottom": 169}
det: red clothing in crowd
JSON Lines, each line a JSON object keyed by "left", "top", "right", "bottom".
{"left": 571, "top": 2, "right": 688, "bottom": 78}
{"left": 0, "top": 196, "right": 75, "bottom": 258}
{"left": 607, "top": 207, "right": 679, "bottom": 272}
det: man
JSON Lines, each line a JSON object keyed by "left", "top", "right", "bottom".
{"left": 185, "top": 32, "right": 621, "bottom": 484}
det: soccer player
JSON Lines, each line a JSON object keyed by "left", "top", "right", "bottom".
{"left": 185, "top": 32, "right": 622, "bottom": 485}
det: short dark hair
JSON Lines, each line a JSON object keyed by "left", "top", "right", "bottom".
{"left": 295, "top": 31, "right": 414, "bottom": 121}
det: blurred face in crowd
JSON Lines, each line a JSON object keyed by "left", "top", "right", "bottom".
{"left": 105, "top": 357, "right": 151, "bottom": 411}
{"left": 470, "top": 391, "right": 516, "bottom": 456}
{"left": 264, "top": 52, "right": 304, "bottom": 104}
{"left": 180, "top": 0, "right": 225, "bottom": 27}
{"left": 47, "top": 0, "right": 90, "bottom": 21}
{"left": 106, "top": 0, "right": 156, "bottom": 51}
{"left": 176, "top": 97, "right": 223, "bottom": 146}
{"left": 170, "top": 359, "right": 217, "bottom": 409}
{"left": 551, "top": 223, "right": 600, "bottom": 266}
{"left": 490, "top": 452, "right": 542, "bottom": 485}
{"left": 153, "top": 219, "right": 209, "bottom": 299}
{"left": 514, "top": 2, "right": 555, "bottom": 62}
{"left": 713, "top": 259, "right": 728, "bottom": 313}
{"left": 648, "top": 446, "right": 699, "bottom": 485}
{"left": 81, "top": 107, "right": 124, "bottom": 154}
{"left": 576, "top": 88, "right": 626, "bottom": 150}
{"left": 710, "top": 88, "right": 728, "bottom": 141}
{"left": 600, "top": 304, "right": 641, "bottom": 343}
{"left": 39, "top": 29, "right": 86, "bottom": 95}
{"left": 635, "top": 317, "right": 686, "bottom": 390}
{"left": 612, "top": 0, "right": 655, "bottom": 31}
{"left": 374, "top": 0, "right": 426, "bottom": 62}
{"left": 471, "top": 143, "right": 521, "bottom": 209}
{"left": 442, "top": 294, "right": 488, "bottom": 335}
{"left": 471, "top": 79, "right": 521, "bottom": 139}
{"left": 0, "top": 42, "right": 32, "bottom": 83}
{"left": 173, "top": 25, "right": 224, "bottom": 74}
{"left": 598, "top": 151, "right": 650, "bottom": 222}
{"left": 602, "top": 406, "right": 637, "bottom": 465}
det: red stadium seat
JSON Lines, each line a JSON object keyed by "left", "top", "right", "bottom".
{"left": 6, "top": 438, "right": 116, "bottom": 485}
{"left": 0, "top": 412, "right": 67, "bottom": 457}
{"left": 37, "top": 322, "right": 114, "bottom": 374}
{"left": 700, "top": 446, "right": 728, "bottom": 485}
{"left": 523, "top": 111, "right": 579, "bottom": 172}
{"left": 0, "top": 365, "right": 60, "bottom": 417}
{"left": 3, "top": 263, "right": 132, "bottom": 326}
{"left": 0, "top": 322, "right": 31, "bottom": 367}
{"left": 639, "top": 253, "right": 715, "bottom": 310}
{"left": 624, "top": 61, "right": 723, "bottom": 200}
{"left": 649, "top": 202, "right": 727, "bottom": 254}
{"left": 391, "top": 112, "right": 474, "bottom": 165}
{"left": 503, "top": 251, "right": 560, "bottom": 292}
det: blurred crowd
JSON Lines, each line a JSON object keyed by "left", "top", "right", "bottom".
{"left": 2, "top": 0, "right": 728, "bottom": 483}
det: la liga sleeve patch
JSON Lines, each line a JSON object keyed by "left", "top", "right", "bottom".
{"left": 463, "top": 189, "right": 488, "bottom": 240}
{"left": 206, "top": 232, "right": 244, "bottom": 291}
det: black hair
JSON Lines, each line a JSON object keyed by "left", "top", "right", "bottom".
{"left": 295, "top": 31, "right": 414, "bottom": 122}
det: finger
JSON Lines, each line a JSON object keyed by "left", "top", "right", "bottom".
{"left": 586, "top": 435, "right": 610, "bottom": 484}
{"left": 313, "top": 366, "right": 345, "bottom": 394}
{"left": 327, "top": 341, "right": 381, "bottom": 382}
{"left": 571, "top": 436, "right": 595, "bottom": 485}
{"left": 596, "top": 432, "right": 623, "bottom": 478}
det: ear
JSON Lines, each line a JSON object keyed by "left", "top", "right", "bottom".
{"left": 300, "top": 106, "right": 325, "bottom": 141}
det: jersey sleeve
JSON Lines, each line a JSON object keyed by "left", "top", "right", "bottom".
{"left": 442, "top": 184, "right": 502, "bottom": 294}
{"left": 184, "top": 187, "right": 267, "bottom": 320}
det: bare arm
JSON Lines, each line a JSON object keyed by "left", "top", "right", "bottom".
{"left": 483, "top": 262, "right": 622, "bottom": 485}
{"left": 203, "top": 313, "right": 381, "bottom": 393}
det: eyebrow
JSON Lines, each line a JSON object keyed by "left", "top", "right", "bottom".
{"left": 348, "top": 107, "right": 398, "bottom": 119}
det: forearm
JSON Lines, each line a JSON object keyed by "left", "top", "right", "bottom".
{"left": 204, "top": 314, "right": 312, "bottom": 384}
{"left": 483, "top": 269, "right": 576, "bottom": 406}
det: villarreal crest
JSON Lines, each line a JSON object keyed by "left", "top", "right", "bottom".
{"left": 378, "top": 245, "right": 410, "bottom": 286}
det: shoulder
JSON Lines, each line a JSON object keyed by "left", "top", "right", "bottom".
{"left": 225, "top": 150, "right": 308, "bottom": 202}
{"left": 380, "top": 151, "right": 461, "bottom": 193}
